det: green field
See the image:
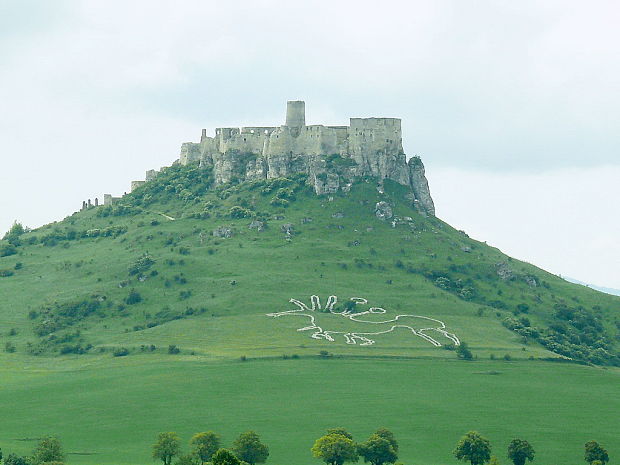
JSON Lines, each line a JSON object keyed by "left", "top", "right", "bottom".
{"left": 1, "top": 166, "right": 619, "bottom": 465}
{"left": 0, "top": 356, "right": 618, "bottom": 465}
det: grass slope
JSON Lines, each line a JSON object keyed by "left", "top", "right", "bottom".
{"left": 1, "top": 165, "right": 619, "bottom": 464}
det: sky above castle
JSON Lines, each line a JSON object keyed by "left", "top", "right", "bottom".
{"left": 1, "top": 0, "right": 619, "bottom": 288}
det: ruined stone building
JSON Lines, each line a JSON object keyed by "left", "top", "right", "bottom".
{"left": 114, "top": 101, "right": 435, "bottom": 215}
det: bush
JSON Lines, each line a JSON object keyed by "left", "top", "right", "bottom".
{"left": 128, "top": 253, "right": 155, "bottom": 276}
{"left": 168, "top": 344, "right": 180, "bottom": 354}
{"left": 125, "top": 290, "right": 143, "bottom": 305}
{"left": 456, "top": 342, "right": 473, "bottom": 360}
{"left": 0, "top": 243, "right": 17, "bottom": 257}
{"left": 33, "top": 297, "right": 102, "bottom": 336}
{"left": 113, "top": 347, "right": 130, "bottom": 357}
{"left": 229, "top": 206, "right": 254, "bottom": 219}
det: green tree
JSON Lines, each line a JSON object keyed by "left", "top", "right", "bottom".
{"left": 32, "top": 437, "right": 64, "bottom": 465}
{"left": 373, "top": 428, "right": 398, "bottom": 454}
{"left": 585, "top": 441, "right": 609, "bottom": 465}
{"left": 3, "top": 221, "right": 26, "bottom": 245}
{"left": 507, "top": 439, "right": 534, "bottom": 465}
{"left": 456, "top": 342, "right": 473, "bottom": 360}
{"left": 232, "top": 431, "right": 269, "bottom": 465}
{"left": 153, "top": 432, "right": 181, "bottom": 465}
{"left": 489, "top": 456, "right": 501, "bottom": 465}
{"left": 312, "top": 433, "right": 359, "bottom": 465}
{"left": 358, "top": 434, "right": 398, "bottom": 465}
{"left": 454, "top": 431, "right": 491, "bottom": 465}
{"left": 508, "top": 439, "right": 534, "bottom": 465}
{"left": 326, "top": 428, "right": 354, "bottom": 440}
{"left": 191, "top": 431, "right": 221, "bottom": 464}
{"left": 212, "top": 449, "right": 241, "bottom": 465}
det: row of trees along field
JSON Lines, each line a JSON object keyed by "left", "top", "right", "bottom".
{"left": 0, "top": 431, "right": 610, "bottom": 465}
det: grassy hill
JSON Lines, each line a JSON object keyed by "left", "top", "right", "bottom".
{"left": 1, "top": 164, "right": 619, "bottom": 465}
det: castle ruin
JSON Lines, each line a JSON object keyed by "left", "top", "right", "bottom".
{"left": 107, "top": 101, "right": 435, "bottom": 215}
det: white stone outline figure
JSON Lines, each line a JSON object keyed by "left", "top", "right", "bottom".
{"left": 266, "top": 295, "right": 460, "bottom": 347}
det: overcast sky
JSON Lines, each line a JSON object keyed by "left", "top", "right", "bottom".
{"left": 1, "top": 1, "right": 619, "bottom": 288}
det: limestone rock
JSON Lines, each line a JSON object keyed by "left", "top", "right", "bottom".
{"left": 280, "top": 223, "right": 295, "bottom": 236}
{"left": 375, "top": 201, "right": 393, "bottom": 220}
{"left": 248, "top": 220, "right": 265, "bottom": 232}
{"left": 495, "top": 262, "right": 514, "bottom": 280}
{"left": 213, "top": 226, "right": 233, "bottom": 238}
{"left": 408, "top": 156, "right": 435, "bottom": 216}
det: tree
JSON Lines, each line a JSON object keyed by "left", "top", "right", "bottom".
{"left": 454, "top": 431, "right": 491, "bottom": 465}
{"left": 507, "top": 439, "right": 535, "bottom": 465}
{"left": 312, "top": 433, "right": 359, "bottom": 465}
{"left": 191, "top": 431, "right": 221, "bottom": 464}
{"left": 212, "top": 449, "right": 241, "bottom": 465}
{"left": 232, "top": 431, "right": 269, "bottom": 465}
{"left": 153, "top": 432, "right": 181, "bottom": 465}
{"left": 358, "top": 435, "right": 398, "bottom": 465}
{"left": 456, "top": 342, "right": 473, "bottom": 360}
{"left": 326, "top": 428, "right": 354, "bottom": 440}
{"left": 3, "top": 221, "right": 26, "bottom": 245}
{"left": 373, "top": 428, "right": 398, "bottom": 454}
{"left": 585, "top": 441, "right": 609, "bottom": 465}
{"left": 32, "top": 437, "right": 64, "bottom": 465}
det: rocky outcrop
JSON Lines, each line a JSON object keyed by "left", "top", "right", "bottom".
{"left": 375, "top": 201, "right": 393, "bottom": 220}
{"left": 408, "top": 156, "right": 435, "bottom": 216}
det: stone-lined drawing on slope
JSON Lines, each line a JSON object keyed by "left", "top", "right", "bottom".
{"left": 266, "top": 295, "right": 460, "bottom": 347}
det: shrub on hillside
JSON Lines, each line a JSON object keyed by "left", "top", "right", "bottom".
{"left": 0, "top": 243, "right": 17, "bottom": 257}
{"left": 456, "top": 342, "right": 473, "bottom": 360}
{"left": 125, "top": 290, "right": 143, "bottom": 305}
{"left": 128, "top": 253, "right": 155, "bottom": 276}
{"left": 33, "top": 297, "right": 102, "bottom": 336}
{"left": 113, "top": 347, "right": 130, "bottom": 357}
{"left": 229, "top": 206, "right": 254, "bottom": 219}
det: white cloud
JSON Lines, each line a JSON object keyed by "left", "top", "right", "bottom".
{"left": 1, "top": 0, "right": 619, "bottom": 288}
{"left": 429, "top": 165, "right": 620, "bottom": 288}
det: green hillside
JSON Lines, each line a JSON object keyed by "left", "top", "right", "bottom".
{"left": 1, "top": 164, "right": 619, "bottom": 465}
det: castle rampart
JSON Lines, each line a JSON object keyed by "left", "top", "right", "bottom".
{"left": 126, "top": 101, "right": 435, "bottom": 215}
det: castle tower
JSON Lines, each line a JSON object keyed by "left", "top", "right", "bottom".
{"left": 285, "top": 100, "right": 305, "bottom": 128}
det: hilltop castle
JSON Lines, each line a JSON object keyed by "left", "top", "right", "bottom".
{"left": 115, "top": 101, "right": 435, "bottom": 215}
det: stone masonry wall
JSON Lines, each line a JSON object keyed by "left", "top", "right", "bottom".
{"left": 149, "top": 101, "right": 435, "bottom": 215}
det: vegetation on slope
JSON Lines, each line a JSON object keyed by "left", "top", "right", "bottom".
{"left": 1, "top": 163, "right": 619, "bottom": 365}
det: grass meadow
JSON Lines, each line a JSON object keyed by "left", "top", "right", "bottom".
{"left": 0, "top": 356, "right": 618, "bottom": 465}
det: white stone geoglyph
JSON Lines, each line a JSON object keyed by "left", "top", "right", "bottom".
{"left": 267, "top": 295, "right": 460, "bottom": 347}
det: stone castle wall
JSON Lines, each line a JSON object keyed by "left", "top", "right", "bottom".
{"left": 132, "top": 101, "right": 435, "bottom": 215}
